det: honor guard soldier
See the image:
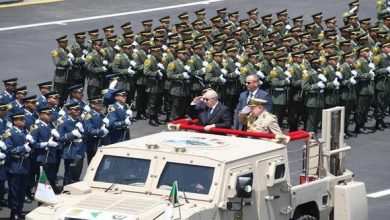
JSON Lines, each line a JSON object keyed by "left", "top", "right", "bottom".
{"left": 216, "top": 7, "right": 228, "bottom": 23}
{"left": 323, "top": 53, "right": 342, "bottom": 109}
{"left": 86, "top": 29, "right": 99, "bottom": 52}
{"left": 204, "top": 51, "right": 227, "bottom": 101}
{"left": 23, "top": 95, "right": 38, "bottom": 130}
{"left": 53, "top": 101, "right": 85, "bottom": 186}
{"left": 159, "top": 16, "right": 171, "bottom": 33}
{"left": 30, "top": 106, "right": 59, "bottom": 191}
{"left": 36, "top": 81, "right": 52, "bottom": 109}
{"left": 0, "top": 78, "right": 17, "bottom": 103}
{"left": 187, "top": 43, "right": 207, "bottom": 99}
{"left": 68, "top": 84, "right": 88, "bottom": 113}
{"left": 247, "top": 8, "right": 259, "bottom": 26}
{"left": 44, "top": 92, "right": 61, "bottom": 123}
{"left": 85, "top": 39, "right": 108, "bottom": 98}
{"left": 83, "top": 97, "right": 108, "bottom": 164}
{"left": 144, "top": 46, "right": 165, "bottom": 126}
{"left": 134, "top": 40, "right": 151, "bottom": 120}
{"left": 0, "top": 101, "right": 8, "bottom": 210}
{"left": 102, "top": 25, "right": 115, "bottom": 48}
{"left": 3, "top": 110, "right": 31, "bottom": 220}
{"left": 7, "top": 86, "right": 27, "bottom": 118}
{"left": 52, "top": 35, "right": 73, "bottom": 107}
{"left": 222, "top": 46, "right": 242, "bottom": 114}
{"left": 70, "top": 32, "right": 89, "bottom": 87}
{"left": 106, "top": 90, "right": 132, "bottom": 143}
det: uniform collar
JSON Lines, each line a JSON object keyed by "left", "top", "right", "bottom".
{"left": 38, "top": 119, "right": 48, "bottom": 126}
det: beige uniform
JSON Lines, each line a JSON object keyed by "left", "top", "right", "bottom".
{"left": 239, "top": 111, "right": 282, "bottom": 135}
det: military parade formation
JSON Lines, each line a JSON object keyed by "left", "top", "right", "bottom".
{"left": 0, "top": 0, "right": 390, "bottom": 219}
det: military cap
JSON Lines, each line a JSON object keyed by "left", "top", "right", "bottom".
{"left": 195, "top": 34, "right": 207, "bottom": 41}
{"left": 300, "top": 32, "right": 311, "bottom": 39}
{"left": 214, "top": 33, "right": 226, "bottom": 40}
{"left": 122, "top": 32, "right": 135, "bottom": 38}
{"left": 176, "top": 47, "right": 187, "bottom": 53}
{"left": 181, "top": 28, "right": 193, "bottom": 35}
{"left": 192, "top": 19, "right": 204, "bottom": 26}
{"left": 339, "top": 40, "right": 351, "bottom": 47}
{"left": 355, "top": 34, "right": 368, "bottom": 41}
{"left": 38, "top": 105, "right": 52, "bottom": 114}
{"left": 248, "top": 51, "right": 260, "bottom": 58}
{"left": 0, "top": 101, "right": 8, "bottom": 110}
{"left": 225, "top": 45, "right": 237, "bottom": 52}
{"left": 92, "top": 38, "right": 103, "bottom": 45}
{"left": 216, "top": 7, "right": 227, "bottom": 13}
{"left": 122, "top": 42, "right": 133, "bottom": 49}
{"left": 326, "top": 53, "right": 339, "bottom": 60}
{"left": 178, "top": 12, "right": 189, "bottom": 19}
{"left": 281, "top": 36, "right": 293, "bottom": 42}
{"left": 105, "top": 73, "right": 119, "bottom": 80}
{"left": 350, "top": 28, "right": 360, "bottom": 36}
{"left": 192, "top": 43, "right": 203, "bottom": 50}
{"left": 247, "top": 8, "right": 258, "bottom": 15}
{"left": 382, "top": 14, "right": 390, "bottom": 20}
{"left": 212, "top": 39, "right": 223, "bottom": 46}
{"left": 310, "top": 39, "right": 321, "bottom": 45}
{"left": 182, "top": 37, "right": 193, "bottom": 45}
{"left": 23, "top": 95, "right": 37, "bottom": 103}
{"left": 250, "top": 24, "right": 261, "bottom": 31}
{"left": 263, "top": 48, "right": 274, "bottom": 55}
{"left": 323, "top": 29, "right": 337, "bottom": 37}
{"left": 290, "top": 27, "right": 302, "bottom": 32}
{"left": 65, "top": 101, "right": 80, "bottom": 110}
{"left": 311, "top": 12, "right": 323, "bottom": 19}
{"left": 140, "top": 31, "right": 152, "bottom": 37}
{"left": 304, "top": 48, "right": 316, "bottom": 54}
{"left": 261, "top": 14, "right": 273, "bottom": 20}
{"left": 212, "top": 50, "right": 224, "bottom": 57}
{"left": 222, "top": 23, "right": 232, "bottom": 29}
{"left": 139, "top": 40, "right": 151, "bottom": 45}
{"left": 348, "top": 0, "right": 359, "bottom": 6}
{"left": 377, "top": 31, "right": 389, "bottom": 38}
{"left": 112, "top": 89, "right": 127, "bottom": 97}
{"left": 167, "top": 42, "right": 178, "bottom": 48}
{"left": 10, "top": 110, "right": 25, "bottom": 120}
{"left": 142, "top": 19, "right": 153, "bottom": 26}
{"left": 239, "top": 18, "right": 251, "bottom": 25}
{"left": 56, "top": 35, "right": 68, "bottom": 43}
{"left": 324, "top": 17, "right": 336, "bottom": 23}
{"left": 321, "top": 42, "right": 334, "bottom": 48}
{"left": 120, "top": 22, "right": 132, "bottom": 29}
{"left": 150, "top": 45, "right": 161, "bottom": 52}
{"left": 175, "top": 22, "right": 187, "bottom": 29}
{"left": 243, "top": 42, "right": 254, "bottom": 48}
{"left": 106, "top": 35, "right": 118, "bottom": 42}
{"left": 359, "top": 18, "right": 370, "bottom": 25}
{"left": 380, "top": 41, "right": 390, "bottom": 48}
{"left": 249, "top": 34, "right": 261, "bottom": 41}
{"left": 168, "top": 33, "right": 180, "bottom": 39}
{"left": 272, "top": 20, "right": 284, "bottom": 26}
{"left": 275, "top": 54, "right": 287, "bottom": 61}
{"left": 326, "top": 33, "right": 338, "bottom": 40}
{"left": 276, "top": 9, "right": 288, "bottom": 16}
{"left": 44, "top": 92, "right": 59, "bottom": 99}
{"left": 248, "top": 98, "right": 267, "bottom": 107}
{"left": 292, "top": 15, "right": 304, "bottom": 22}
{"left": 159, "top": 16, "right": 170, "bottom": 23}
{"left": 225, "top": 37, "right": 236, "bottom": 44}
{"left": 346, "top": 13, "right": 357, "bottom": 20}
{"left": 74, "top": 32, "right": 86, "bottom": 38}
{"left": 291, "top": 51, "right": 304, "bottom": 57}
{"left": 194, "top": 8, "right": 206, "bottom": 15}
{"left": 88, "top": 29, "right": 99, "bottom": 35}
{"left": 342, "top": 50, "right": 355, "bottom": 59}
{"left": 69, "top": 84, "right": 84, "bottom": 93}
{"left": 201, "top": 26, "right": 212, "bottom": 33}
{"left": 305, "top": 22, "right": 316, "bottom": 29}
{"left": 268, "top": 31, "right": 279, "bottom": 38}
{"left": 308, "top": 57, "right": 321, "bottom": 64}
{"left": 210, "top": 15, "right": 222, "bottom": 22}
{"left": 291, "top": 43, "right": 302, "bottom": 50}
{"left": 88, "top": 96, "right": 103, "bottom": 104}
{"left": 15, "top": 86, "right": 27, "bottom": 94}
{"left": 37, "top": 81, "right": 52, "bottom": 89}
{"left": 369, "top": 25, "right": 380, "bottom": 32}
{"left": 154, "top": 36, "right": 165, "bottom": 42}
{"left": 3, "top": 78, "right": 18, "bottom": 85}
{"left": 154, "top": 26, "right": 166, "bottom": 33}
{"left": 356, "top": 46, "right": 370, "bottom": 54}
{"left": 228, "top": 11, "right": 239, "bottom": 17}
{"left": 339, "top": 25, "right": 352, "bottom": 32}
{"left": 232, "top": 29, "right": 242, "bottom": 35}
{"left": 102, "top": 25, "right": 115, "bottom": 32}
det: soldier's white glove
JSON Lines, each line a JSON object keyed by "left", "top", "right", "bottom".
{"left": 126, "top": 109, "right": 133, "bottom": 118}
{"left": 157, "top": 63, "right": 165, "bottom": 70}
{"left": 59, "top": 109, "right": 66, "bottom": 116}
{"left": 284, "top": 70, "right": 292, "bottom": 78}
{"left": 349, "top": 76, "right": 357, "bottom": 85}
{"left": 158, "top": 70, "right": 163, "bottom": 78}
{"left": 0, "top": 152, "right": 6, "bottom": 160}
{"left": 109, "top": 79, "right": 117, "bottom": 89}
{"left": 162, "top": 45, "right": 167, "bottom": 51}
{"left": 81, "top": 54, "right": 86, "bottom": 61}
{"left": 351, "top": 70, "right": 357, "bottom": 77}
{"left": 26, "top": 134, "right": 35, "bottom": 144}
{"left": 184, "top": 65, "right": 191, "bottom": 72}
{"left": 48, "top": 138, "right": 58, "bottom": 147}
{"left": 202, "top": 61, "right": 209, "bottom": 67}
{"left": 24, "top": 143, "right": 31, "bottom": 153}
{"left": 75, "top": 122, "right": 84, "bottom": 133}
{"left": 318, "top": 74, "right": 327, "bottom": 82}
{"left": 128, "top": 67, "right": 135, "bottom": 75}
{"left": 235, "top": 62, "right": 241, "bottom": 68}
{"left": 219, "top": 75, "right": 227, "bottom": 83}
{"left": 256, "top": 70, "right": 265, "bottom": 79}
{"left": 102, "top": 66, "right": 108, "bottom": 72}
{"left": 147, "top": 54, "right": 151, "bottom": 59}
{"left": 71, "top": 129, "right": 82, "bottom": 138}
{"left": 333, "top": 78, "right": 340, "bottom": 87}
{"left": 130, "top": 60, "right": 137, "bottom": 68}
{"left": 182, "top": 72, "right": 190, "bottom": 79}
{"left": 68, "top": 58, "right": 73, "bottom": 66}
{"left": 162, "top": 52, "right": 167, "bottom": 57}
{"left": 6, "top": 121, "right": 12, "bottom": 128}
{"left": 234, "top": 68, "right": 240, "bottom": 75}
{"left": 368, "top": 62, "right": 375, "bottom": 70}
{"left": 102, "top": 60, "right": 108, "bottom": 66}
{"left": 285, "top": 24, "right": 292, "bottom": 30}
{"left": 84, "top": 105, "right": 91, "bottom": 112}
{"left": 386, "top": 66, "right": 390, "bottom": 73}
{"left": 0, "top": 141, "right": 6, "bottom": 151}
{"left": 201, "top": 67, "right": 206, "bottom": 74}
{"left": 125, "top": 117, "right": 132, "bottom": 126}
{"left": 285, "top": 63, "right": 290, "bottom": 68}
{"left": 101, "top": 126, "right": 109, "bottom": 136}
{"left": 132, "top": 41, "right": 138, "bottom": 47}
{"left": 67, "top": 53, "right": 74, "bottom": 61}
{"left": 102, "top": 118, "right": 110, "bottom": 126}
{"left": 335, "top": 71, "right": 343, "bottom": 79}
{"left": 51, "top": 129, "right": 60, "bottom": 139}
{"left": 221, "top": 68, "right": 228, "bottom": 76}
{"left": 285, "top": 78, "right": 290, "bottom": 84}
{"left": 133, "top": 48, "right": 139, "bottom": 53}
{"left": 114, "top": 45, "right": 120, "bottom": 51}
{"left": 82, "top": 49, "right": 89, "bottom": 55}
{"left": 242, "top": 106, "right": 251, "bottom": 114}
{"left": 317, "top": 81, "right": 325, "bottom": 89}
{"left": 368, "top": 70, "right": 375, "bottom": 78}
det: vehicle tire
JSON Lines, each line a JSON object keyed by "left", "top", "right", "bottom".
{"left": 295, "top": 215, "right": 317, "bottom": 220}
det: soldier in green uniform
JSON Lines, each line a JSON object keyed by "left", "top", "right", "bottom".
{"left": 187, "top": 43, "right": 206, "bottom": 99}
{"left": 376, "top": 0, "right": 390, "bottom": 20}
{"left": 372, "top": 42, "right": 390, "bottom": 130}
{"left": 302, "top": 57, "right": 325, "bottom": 133}
{"left": 353, "top": 46, "right": 375, "bottom": 134}
{"left": 70, "top": 32, "right": 88, "bottom": 87}
{"left": 269, "top": 55, "right": 291, "bottom": 128}
{"left": 116, "top": 22, "right": 132, "bottom": 46}
{"left": 338, "top": 51, "right": 357, "bottom": 137}
{"left": 239, "top": 52, "right": 260, "bottom": 87}
{"left": 227, "top": 11, "right": 239, "bottom": 32}
{"left": 161, "top": 42, "right": 178, "bottom": 122}
{"left": 322, "top": 53, "right": 341, "bottom": 109}
{"left": 291, "top": 15, "right": 304, "bottom": 29}
{"left": 167, "top": 48, "right": 191, "bottom": 120}
{"left": 51, "top": 35, "right": 73, "bottom": 107}
{"left": 379, "top": 15, "right": 390, "bottom": 32}
{"left": 86, "top": 29, "right": 99, "bottom": 52}
{"left": 258, "top": 48, "right": 275, "bottom": 92}
{"left": 133, "top": 40, "right": 150, "bottom": 119}
{"left": 210, "top": 15, "right": 222, "bottom": 37}
{"left": 85, "top": 39, "right": 108, "bottom": 99}
{"left": 247, "top": 8, "right": 259, "bottom": 27}
{"left": 223, "top": 46, "right": 242, "bottom": 116}
{"left": 204, "top": 51, "right": 227, "bottom": 101}
{"left": 144, "top": 46, "right": 165, "bottom": 126}
{"left": 194, "top": 8, "right": 208, "bottom": 26}
{"left": 103, "top": 35, "right": 120, "bottom": 87}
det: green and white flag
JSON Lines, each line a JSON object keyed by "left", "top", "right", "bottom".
{"left": 34, "top": 166, "right": 58, "bottom": 205}
{"left": 164, "top": 181, "right": 179, "bottom": 220}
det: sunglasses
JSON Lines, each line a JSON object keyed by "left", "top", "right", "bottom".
{"left": 245, "top": 81, "right": 256, "bottom": 84}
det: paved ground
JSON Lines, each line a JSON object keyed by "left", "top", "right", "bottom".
{"left": 0, "top": 0, "right": 389, "bottom": 219}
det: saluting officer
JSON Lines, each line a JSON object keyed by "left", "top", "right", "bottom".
{"left": 36, "top": 81, "right": 53, "bottom": 109}
{"left": 0, "top": 78, "right": 17, "bottom": 104}
{"left": 107, "top": 90, "right": 132, "bottom": 143}
{"left": 83, "top": 97, "right": 109, "bottom": 164}
{"left": 3, "top": 111, "right": 31, "bottom": 220}
{"left": 0, "top": 101, "right": 8, "bottom": 210}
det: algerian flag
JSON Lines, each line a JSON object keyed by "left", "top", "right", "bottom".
{"left": 34, "top": 166, "right": 58, "bottom": 205}
{"left": 163, "top": 181, "right": 179, "bottom": 220}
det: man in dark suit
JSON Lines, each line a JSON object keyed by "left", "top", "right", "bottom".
{"left": 188, "top": 90, "right": 231, "bottom": 131}
{"left": 233, "top": 75, "right": 272, "bottom": 129}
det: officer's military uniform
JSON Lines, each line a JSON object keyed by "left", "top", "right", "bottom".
{"left": 187, "top": 52, "right": 206, "bottom": 99}
{"left": 287, "top": 56, "right": 305, "bottom": 131}
{"left": 85, "top": 48, "right": 108, "bottom": 99}
{"left": 107, "top": 101, "right": 131, "bottom": 143}
{"left": 133, "top": 46, "right": 149, "bottom": 119}
{"left": 323, "top": 62, "right": 340, "bottom": 108}
{"left": 204, "top": 59, "right": 226, "bottom": 100}
{"left": 223, "top": 54, "right": 241, "bottom": 114}
{"left": 269, "top": 63, "right": 290, "bottom": 127}
{"left": 70, "top": 34, "right": 88, "bottom": 87}
{"left": 0, "top": 78, "right": 17, "bottom": 104}
{"left": 161, "top": 50, "right": 176, "bottom": 121}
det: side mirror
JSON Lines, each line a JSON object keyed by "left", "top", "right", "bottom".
{"left": 236, "top": 174, "right": 253, "bottom": 198}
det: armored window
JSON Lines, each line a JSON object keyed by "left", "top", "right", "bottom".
{"left": 274, "top": 163, "right": 285, "bottom": 180}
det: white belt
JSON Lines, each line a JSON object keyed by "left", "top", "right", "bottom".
{"left": 0, "top": 160, "right": 5, "bottom": 165}
{"left": 273, "top": 88, "right": 285, "bottom": 91}
{"left": 73, "top": 138, "right": 83, "bottom": 143}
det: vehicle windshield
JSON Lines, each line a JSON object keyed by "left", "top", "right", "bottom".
{"left": 94, "top": 155, "right": 150, "bottom": 187}
{"left": 157, "top": 162, "right": 214, "bottom": 195}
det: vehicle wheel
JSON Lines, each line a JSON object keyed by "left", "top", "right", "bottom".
{"left": 295, "top": 215, "right": 317, "bottom": 220}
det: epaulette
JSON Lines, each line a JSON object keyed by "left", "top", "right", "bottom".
{"left": 205, "top": 64, "right": 213, "bottom": 73}
{"left": 167, "top": 62, "right": 175, "bottom": 71}
{"left": 240, "top": 66, "right": 248, "bottom": 74}
{"left": 187, "top": 58, "right": 194, "bottom": 66}
{"left": 85, "top": 55, "right": 93, "bottom": 62}
{"left": 30, "top": 124, "right": 38, "bottom": 131}
{"left": 7, "top": 104, "right": 12, "bottom": 110}
{"left": 354, "top": 60, "right": 361, "bottom": 69}
{"left": 302, "top": 70, "right": 309, "bottom": 80}
{"left": 99, "top": 49, "right": 106, "bottom": 56}
{"left": 144, "top": 59, "right": 152, "bottom": 67}
{"left": 222, "top": 59, "right": 228, "bottom": 68}
{"left": 372, "top": 47, "right": 380, "bottom": 55}
{"left": 300, "top": 63, "right": 306, "bottom": 70}
{"left": 288, "top": 67, "right": 295, "bottom": 74}
{"left": 376, "top": 0, "right": 383, "bottom": 7}
{"left": 259, "top": 62, "right": 265, "bottom": 69}
{"left": 338, "top": 66, "right": 344, "bottom": 73}
{"left": 372, "top": 56, "right": 381, "bottom": 64}
{"left": 269, "top": 70, "right": 278, "bottom": 78}
{"left": 108, "top": 105, "right": 116, "bottom": 113}
{"left": 320, "top": 56, "right": 327, "bottom": 65}
{"left": 84, "top": 113, "right": 92, "bottom": 120}
{"left": 3, "top": 130, "right": 11, "bottom": 139}
{"left": 162, "top": 56, "right": 167, "bottom": 65}
{"left": 51, "top": 50, "right": 59, "bottom": 58}
{"left": 323, "top": 68, "right": 328, "bottom": 76}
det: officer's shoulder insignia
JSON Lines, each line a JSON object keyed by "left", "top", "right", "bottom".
{"left": 100, "top": 49, "right": 106, "bottom": 56}
{"left": 323, "top": 68, "right": 328, "bottom": 76}
{"left": 372, "top": 47, "right": 379, "bottom": 55}
{"left": 30, "top": 124, "right": 38, "bottom": 131}
{"left": 373, "top": 56, "right": 381, "bottom": 64}
{"left": 144, "top": 59, "right": 152, "bottom": 67}
{"left": 338, "top": 66, "right": 344, "bottom": 73}
{"left": 320, "top": 56, "right": 327, "bottom": 64}
{"left": 85, "top": 55, "right": 93, "bottom": 62}
{"left": 288, "top": 67, "right": 294, "bottom": 74}
{"left": 108, "top": 105, "right": 116, "bottom": 113}
{"left": 7, "top": 104, "right": 12, "bottom": 110}
{"left": 162, "top": 56, "right": 167, "bottom": 65}
{"left": 300, "top": 63, "right": 306, "bottom": 70}
{"left": 269, "top": 70, "right": 278, "bottom": 78}
{"left": 238, "top": 57, "right": 246, "bottom": 64}
{"left": 2, "top": 130, "right": 11, "bottom": 139}
{"left": 51, "top": 50, "right": 59, "bottom": 58}
{"left": 354, "top": 60, "right": 361, "bottom": 69}
{"left": 240, "top": 66, "right": 248, "bottom": 74}
{"left": 187, "top": 58, "right": 194, "bottom": 66}
{"left": 287, "top": 56, "right": 293, "bottom": 64}
{"left": 302, "top": 71, "right": 309, "bottom": 80}
{"left": 167, "top": 62, "right": 175, "bottom": 71}
{"left": 205, "top": 64, "right": 213, "bottom": 73}
{"left": 84, "top": 113, "right": 92, "bottom": 120}
{"left": 222, "top": 59, "right": 228, "bottom": 68}
{"left": 259, "top": 62, "right": 265, "bottom": 69}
